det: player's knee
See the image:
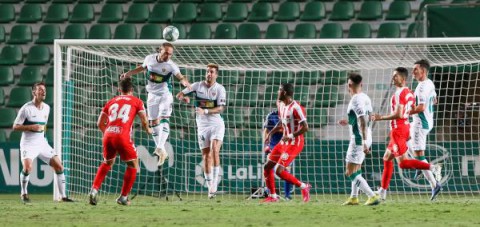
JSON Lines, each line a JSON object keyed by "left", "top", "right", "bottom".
{"left": 23, "top": 167, "right": 32, "bottom": 174}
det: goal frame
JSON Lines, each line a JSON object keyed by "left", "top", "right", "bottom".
{"left": 53, "top": 37, "right": 480, "bottom": 200}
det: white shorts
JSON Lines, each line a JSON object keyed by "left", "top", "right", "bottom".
{"left": 410, "top": 127, "right": 431, "bottom": 151}
{"left": 147, "top": 92, "right": 173, "bottom": 120}
{"left": 345, "top": 138, "right": 371, "bottom": 165}
{"left": 197, "top": 124, "right": 225, "bottom": 149}
{"left": 20, "top": 141, "right": 55, "bottom": 164}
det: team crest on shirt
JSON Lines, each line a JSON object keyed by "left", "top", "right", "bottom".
{"left": 212, "top": 92, "right": 216, "bottom": 96}
{"left": 281, "top": 153, "right": 289, "bottom": 161}
{"left": 162, "top": 68, "right": 166, "bottom": 72}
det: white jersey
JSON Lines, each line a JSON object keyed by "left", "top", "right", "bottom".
{"left": 14, "top": 101, "right": 50, "bottom": 147}
{"left": 347, "top": 93, "right": 373, "bottom": 145}
{"left": 412, "top": 79, "right": 436, "bottom": 130}
{"left": 182, "top": 81, "right": 227, "bottom": 128}
{"left": 142, "top": 54, "right": 180, "bottom": 96}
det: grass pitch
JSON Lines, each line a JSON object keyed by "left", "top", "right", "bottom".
{"left": 0, "top": 194, "right": 479, "bottom": 227}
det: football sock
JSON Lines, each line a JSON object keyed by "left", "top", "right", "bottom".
{"left": 350, "top": 171, "right": 375, "bottom": 197}
{"left": 399, "top": 159, "right": 430, "bottom": 170}
{"left": 212, "top": 166, "right": 220, "bottom": 191}
{"left": 20, "top": 171, "right": 30, "bottom": 195}
{"left": 277, "top": 170, "right": 302, "bottom": 187}
{"left": 92, "top": 163, "right": 111, "bottom": 190}
{"left": 121, "top": 166, "right": 137, "bottom": 197}
{"left": 56, "top": 171, "right": 67, "bottom": 198}
{"left": 204, "top": 171, "right": 213, "bottom": 190}
{"left": 152, "top": 120, "right": 170, "bottom": 150}
{"left": 417, "top": 157, "right": 436, "bottom": 189}
{"left": 381, "top": 160, "right": 394, "bottom": 190}
{"left": 264, "top": 169, "right": 276, "bottom": 195}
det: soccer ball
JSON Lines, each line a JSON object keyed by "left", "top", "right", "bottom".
{"left": 163, "top": 26, "right": 180, "bottom": 42}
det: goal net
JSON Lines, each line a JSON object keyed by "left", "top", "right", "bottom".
{"left": 54, "top": 38, "right": 480, "bottom": 202}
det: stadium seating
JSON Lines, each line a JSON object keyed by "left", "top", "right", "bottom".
{"left": 0, "top": 129, "right": 6, "bottom": 142}
{"left": 224, "top": 3, "right": 248, "bottom": 22}
{"left": 45, "top": 86, "right": 54, "bottom": 106}
{"left": 63, "top": 24, "right": 87, "bottom": 39}
{"left": 18, "top": 66, "right": 43, "bottom": 86}
{"left": 0, "top": 88, "right": 4, "bottom": 106}
{"left": 237, "top": 23, "right": 261, "bottom": 39}
{"left": 44, "top": 4, "right": 69, "bottom": 23}
{"left": 293, "top": 23, "right": 317, "bottom": 39}
{"left": 172, "top": 3, "right": 197, "bottom": 23}
{"left": 386, "top": 1, "right": 412, "bottom": 20}
{"left": 265, "top": 23, "right": 289, "bottom": 39}
{"left": 25, "top": 45, "right": 51, "bottom": 65}
{"left": 0, "top": 4, "right": 15, "bottom": 23}
{"left": 319, "top": 23, "right": 343, "bottom": 38}
{"left": 36, "top": 24, "right": 61, "bottom": 44}
{"left": 125, "top": 3, "right": 149, "bottom": 23}
{"left": 330, "top": 1, "right": 354, "bottom": 21}
{"left": 70, "top": 4, "right": 95, "bottom": 23}
{"left": 0, "top": 26, "right": 3, "bottom": 43}
{"left": 45, "top": 67, "right": 54, "bottom": 86}
{"left": 197, "top": 3, "right": 222, "bottom": 22}
{"left": 188, "top": 23, "right": 212, "bottom": 39}
{"left": 17, "top": 4, "right": 43, "bottom": 23}
{"left": 7, "top": 87, "right": 32, "bottom": 108}
{"left": 88, "top": 24, "right": 112, "bottom": 39}
{"left": 348, "top": 23, "right": 372, "bottom": 38}
{"left": 98, "top": 4, "right": 124, "bottom": 23}
{"left": 149, "top": 3, "right": 174, "bottom": 23}
{"left": 377, "top": 23, "right": 402, "bottom": 38}
{"left": 248, "top": 2, "right": 273, "bottom": 22}
{"left": 0, "top": 66, "right": 14, "bottom": 86}
{"left": 8, "top": 25, "right": 32, "bottom": 44}
{"left": 0, "top": 46, "right": 23, "bottom": 65}
{"left": 214, "top": 23, "right": 237, "bottom": 39}
{"left": 0, "top": 108, "right": 16, "bottom": 128}
{"left": 139, "top": 24, "right": 163, "bottom": 39}
{"left": 8, "top": 130, "right": 22, "bottom": 143}
{"left": 275, "top": 1, "right": 300, "bottom": 22}
{"left": 300, "top": 1, "right": 325, "bottom": 21}
{"left": 357, "top": 1, "right": 383, "bottom": 21}
{"left": 114, "top": 24, "right": 137, "bottom": 39}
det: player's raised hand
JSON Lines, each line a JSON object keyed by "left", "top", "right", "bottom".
{"left": 120, "top": 73, "right": 129, "bottom": 79}
{"left": 181, "top": 79, "right": 191, "bottom": 89}
{"left": 338, "top": 119, "right": 348, "bottom": 126}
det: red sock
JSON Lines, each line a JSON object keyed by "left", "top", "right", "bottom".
{"left": 277, "top": 170, "right": 302, "bottom": 187}
{"left": 399, "top": 159, "right": 430, "bottom": 170}
{"left": 381, "top": 160, "right": 394, "bottom": 190}
{"left": 92, "top": 163, "right": 111, "bottom": 190}
{"left": 264, "top": 169, "right": 276, "bottom": 195}
{"left": 121, "top": 167, "right": 137, "bottom": 196}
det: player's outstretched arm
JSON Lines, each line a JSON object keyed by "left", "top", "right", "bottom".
{"left": 96, "top": 112, "right": 108, "bottom": 133}
{"left": 138, "top": 111, "right": 153, "bottom": 135}
{"left": 371, "top": 105, "right": 404, "bottom": 121}
{"left": 176, "top": 91, "right": 190, "bottom": 103}
{"left": 120, "top": 65, "right": 145, "bottom": 79}
{"left": 175, "top": 73, "right": 191, "bottom": 89}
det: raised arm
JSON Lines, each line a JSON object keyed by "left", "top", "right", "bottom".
{"left": 175, "top": 72, "right": 191, "bottom": 88}
{"left": 121, "top": 65, "right": 145, "bottom": 79}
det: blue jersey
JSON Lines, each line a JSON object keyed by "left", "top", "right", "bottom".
{"left": 263, "top": 110, "right": 282, "bottom": 149}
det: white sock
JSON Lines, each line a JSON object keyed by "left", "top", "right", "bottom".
{"left": 204, "top": 171, "right": 213, "bottom": 189}
{"left": 353, "top": 174, "right": 375, "bottom": 197}
{"left": 351, "top": 178, "right": 359, "bottom": 198}
{"left": 20, "top": 171, "right": 30, "bottom": 195}
{"left": 91, "top": 188, "right": 98, "bottom": 195}
{"left": 152, "top": 121, "right": 170, "bottom": 149}
{"left": 300, "top": 183, "right": 306, "bottom": 189}
{"left": 212, "top": 166, "right": 220, "bottom": 192}
{"left": 56, "top": 172, "right": 67, "bottom": 198}
{"left": 270, "top": 193, "right": 278, "bottom": 198}
{"left": 151, "top": 124, "right": 161, "bottom": 146}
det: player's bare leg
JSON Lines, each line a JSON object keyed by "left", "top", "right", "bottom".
{"left": 90, "top": 158, "right": 115, "bottom": 205}
{"left": 50, "top": 156, "right": 73, "bottom": 202}
{"left": 210, "top": 139, "right": 222, "bottom": 197}
{"left": 151, "top": 118, "right": 169, "bottom": 166}
{"left": 202, "top": 147, "right": 214, "bottom": 198}
{"left": 344, "top": 163, "right": 379, "bottom": 206}
{"left": 117, "top": 159, "right": 138, "bottom": 206}
{"left": 20, "top": 158, "right": 33, "bottom": 203}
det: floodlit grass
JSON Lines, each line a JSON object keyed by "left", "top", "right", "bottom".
{"left": 0, "top": 194, "right": 479, "bottom": 226}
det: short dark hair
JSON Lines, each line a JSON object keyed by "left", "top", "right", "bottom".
{"left": 281, "top": 83, "right": 294, "bottom": 97}
{"left": 395, "top": 67, "right": 409, "bottom": 78}
{"left": 32, "top": 81, "right": 46, "bottom": 92}
{"left": 119, "top": 77, "right": 134, "bottom": 93}
{"left": 348, "top": 72, "right": 362, "bottom": 85}
{"left": 414, "top": 59, "right": 430, "bottom": 71}
{"left": 207, "top": 63, "right": 219, "bottom": 72}
{"left": 162, "top": 42, "right": 174, "bottom": 50}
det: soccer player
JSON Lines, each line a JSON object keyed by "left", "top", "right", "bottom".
{"left": 372, "top": 67, "right": 441, "bottom": 201}
{"left": 13, "top": 82, "right": 74, "bottom": 203}
{"left": 338, "top": 73, "right": 380, "bottom": 206}
{"left": 89, "top": 77, "right": 153, "bottom": 206}
{"left": 121, "top": 42, "right": 190, "bottom": 166}
{"left": 409, "top": 59, "right": 442, "bottom": 200}
{"left": 263, "top": 110, "right": 293, "bottom": 200}
{"left": 176, "top": 63, "right": 226, "bottom": 199}
{"left": 263, "top": 83, "right": 311, "bottom": 203}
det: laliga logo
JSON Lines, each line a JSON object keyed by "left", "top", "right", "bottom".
{"left": 399, "top": 144, "right": 453, "bottom": 189}
{"left": 195, "top": 161, "right": 223, "bottom": 188}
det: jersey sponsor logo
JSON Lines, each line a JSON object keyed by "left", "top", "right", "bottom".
{"left": 281, "top": 153, "right": 289, "bottom": 161}
{"left": 105, "top": 126, "right": 122, "bottom": 134}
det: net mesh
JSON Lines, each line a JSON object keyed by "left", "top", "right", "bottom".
{"left": 57, "top": 40, "right": 480, "bottom": 201}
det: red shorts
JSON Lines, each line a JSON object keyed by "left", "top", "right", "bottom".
{"left": 387, "top": 124, "right": 410, "bottom": 157}
{"left": 103, "top": 135, "right": 137, "bottom": 162}
{"left": 268, "top": 139, "right": 304, "bottom": 167}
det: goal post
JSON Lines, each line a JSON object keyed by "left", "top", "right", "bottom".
{"left": 54, "top": 38, "right": 480, "bottom": 201}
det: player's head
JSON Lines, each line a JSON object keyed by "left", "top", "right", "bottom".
{"left": 413, "top": 59, "right": 430, "bottom": 81}
{"left": 278, "top": 83, "right": 294, "bottom": 101}
{"left": 392, "top": 67, "right": 408, "bottom": 87}
{"left": 206, "top": 63, "right": 219, "bottom": 84}
{"left": 32, "top": 82, "right": 46, "bottom": 102}
{"left": 347, "top": 72, "right": 362, "bottom": 94}
{"left": 158, "top": 42, "right": 174, "bottom": 62}
{"left": 119, "top": 77, "right": 134, "bottom": 94}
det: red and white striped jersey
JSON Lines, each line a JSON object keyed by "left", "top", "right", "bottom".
{"left": 390, "top": 87, "right": 414, "bottom": 129}
{"left": 277, "top": 100, "right": 307, "bottom": 145}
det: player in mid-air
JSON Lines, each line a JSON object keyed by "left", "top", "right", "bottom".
{"left": 372, "top": 67, "right": 441, "bottom": 201}
{"left": 89, "top": 77, "right": 152, "bottom": 206}
{"left": 176, "top": 63, "right": 226, "bottom": 199}
{"left": 121, "top": 42, "right": 190, "bottom": 166}
{"left": 263, "top": 83, "right": 311, "bottom": 203}
{"left": 408, "top": 59, "right": 442, "bottom": 200}
{"left": 13, "top": 82, "right": 74, "bottom": 203}
{"left": 338, "top": 73, "right": 380, "bottom": 206}
{"left": 263, "top": 110, "right": 293, "bottom": 200}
